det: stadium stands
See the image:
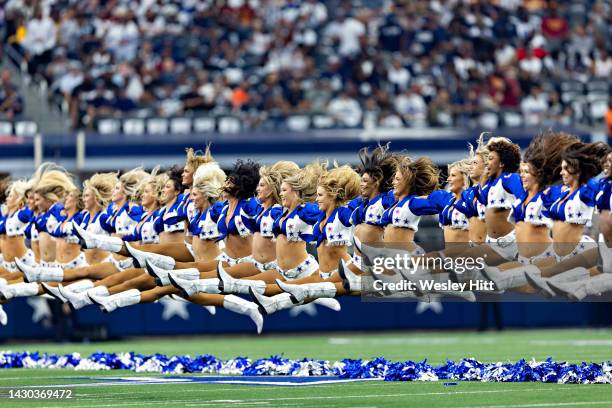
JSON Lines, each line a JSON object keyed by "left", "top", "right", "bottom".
{"left": 1, "top": 0, "right": 611, "bottom": 132}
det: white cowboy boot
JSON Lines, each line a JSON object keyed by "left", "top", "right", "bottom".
{"left": 223, "top": 294, "right": 263, "bottom": 334}
{"left": 125, "top": 242, "right": 175, "bottom": 270}
{"left": 73, "top": 222, "right": 124, "bottom": 252}
{"left": 168, "top": 274, "right": 221, "bottom": 296}
{"left": 89, "top": 289, "right": 141, "bottom": 313}
{"left": 217, "top": 262, "right": 266, "bottom": 295}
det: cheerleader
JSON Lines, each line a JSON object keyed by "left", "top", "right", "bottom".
{"left": 127, "top": 160, "right": 261, "bottom": 280}
{"left": 247, "top": 165, "right": 363, "bottom": 311}
{"left": 0, "top": 181, "right": 36, "bottom": 306}
{"left": 170, "top": 162, "right": 324, "bottom": 300}
{"left": 51, "top": 168, "right": 148, "bottom": 283}
{"left": 523, "top": 143, "right": 612, "bottom": 299}
{"left": 481, "top": 131, "right": 580, "bottom": 292}
{"left": 147, "top": 161, "right": 298, "bottom": 288}
{"left": 455, "top": 134, "right": 490, "bottom": 245}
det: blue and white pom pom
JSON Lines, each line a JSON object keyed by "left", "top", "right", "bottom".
{"left": 1, "top": 351, "right": 611, "bottom": 384}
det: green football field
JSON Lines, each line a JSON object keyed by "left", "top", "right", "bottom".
{"left": 1, "top": 329, "right": 611, "bottom": 407}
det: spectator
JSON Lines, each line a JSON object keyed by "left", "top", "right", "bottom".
{"left": 607, "top": 98, "right": 612, "bottom": 136}
{"left": 520, "top": 86, "right": 548, "bottom": 125}
{"left": 327, "top": 91, "right": 362, "bottom": 128}
{"left": 0, "top": 69, "right": 23, "bottom": 119}
{"left": 395, "top": 86, "right": 427, "bottom": 127}
{"left": 21, "top": 7, "right": 56, "bottom": 79}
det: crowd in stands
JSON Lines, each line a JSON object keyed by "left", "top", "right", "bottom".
{"left": 0, "top": 0, "right": 610, "bottom": 130}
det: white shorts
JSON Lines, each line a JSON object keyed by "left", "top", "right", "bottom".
{"left": 556, "top": 235, "right": 596, "bottom": 262}
{"left": 216, "top": 252, "right": 252, "bottom": 267}
{"left": 252, "top": 259, "right": 278, "bottom": 273}
{"left": 59, "top": 253, "right": 89, "bottom": 270}
{"left": 279, "top": 254, "right": 318, "bottom": 281}
{"left": 2, "top": 249, "right": 37, "bottom": 272}
{"left": 486, "top": 230, "right": 518, "bottom": 261}
{"left": 518, "top": 244, "right": 555, "bottom": 265}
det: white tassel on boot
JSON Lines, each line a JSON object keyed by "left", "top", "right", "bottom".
{"left": 275, "top": 279, "right": 337, "bottom": 303}
{"left": 482, "top": 264, "right": 539, "bottom": 291}
{"left": 223, "top": 294, "right": 263, "bottom": 334}
{"left": 125, "top": 242, "right": 175, "bottom": 269}
{"left": 73, "top": 222, "right": 124, "bottom": 252}
{"left": 249, "top": 289, "right": 296, "bottom": 315}
{"left": 89, "top": 289, "right": 141, "bottom": 313}
{"left": 217, "top": 262, "right": 266, "bottom": 294}
{"left": 168, "top": 274, "right": 221, "bottom": 296}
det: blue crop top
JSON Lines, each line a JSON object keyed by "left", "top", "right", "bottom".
{"left": 217, "top": 197, "right": 260, "bottom": 240}
{"left": 252, "top": 204, "right": 283, "bottom": 238}
{"left": 104, "top": 202, "right": 144, "bottom": 235}
{"left": 273, "top": 202, "right": 321, "bottom": 243}
{"left": 548, "top": 182, "right": 597, "bottom": 226}
{"left": 189, "top": 201, "right": 224, "bottom": 240}
{"left": 429, "top": 190, "right": 469, "bottom": 230}
{"left": 79, "top": 210, "right": 110, "bottom": 237}
{"left": 4, "top": 206, "right": 34, "bottom": 237}
{"left": 349, "top": 191, "right": 396, "bottom": 226}
{"left": 35, "top": 202, "right": 65, "bottom": 234}
{"left": 509, "top": 186, "right": 561, "bottom": 228}
{"left": 596, "top": 178, "right": 611, "bottom": 212}
{"left": 157, "top": 197, "right": 186, "bottom": 234}
{"left": 486, "top": 172, "right": 525, "bottom": 210}
{"left": 51, "top": 211, "right": 85, "bottom": 244}
{"left": 313, "top": 206, "right": 354, "bottom": 247}
{"left": 381, "top": 193, "right": 441, "bottom": 232}
{"left": 122, "top": 209, "right": 161, "bottom": 244}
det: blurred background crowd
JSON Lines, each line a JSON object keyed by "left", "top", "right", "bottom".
{"left": 0, "top": 0, "right": 611, "bottom": 132}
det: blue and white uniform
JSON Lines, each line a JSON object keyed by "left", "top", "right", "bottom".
{"left": 548, "top": 181, "right": 598, "bottom": 261}
{"left": 1, "top": 206, "right": 37, "bottom": 271}
{"left": 380, "top": 192, "right": 442, "bottom": 257}
{"left": 80, "top": 210, "right": 110, "bottom": 236}
{"left": 104, "top": 202, "right": 144, "bottom": 236}
{"left": 35, "top": 203, "right": 66, "bottom": 267}
{"left": 185, "top": 201, "right": 224, "bottom": 258}
{"left": 216, "top": 197, "right": 260, "bottom": 265}
{"left": 244, "top": 203, "right": 283, "bottom": 272}
{"left": 157, "top": 196, "right": 186, "bottom": 234}
{"left": 348, "top": 191, "right": 395, "bottom": 269}
{"left": 595, "top": 177, "right": 611, "bottom": 213}
{"left": 484, "top": 172, "right": 525, "bottom": 261}
{"left": 51, "top": 210, "right": 89, "bottom": 269}
{"left": 313, "top": 205, "right": 355, "bottom": 278}
{"left": 123, "top": 209, "right": 162, "bottom": 245}
{"left": 429, "top": 190, "right": 469, "bottom": 231}
{"left": 509, "top": 186, "right": 560, "bottom": 265}
{"left": 273, "top": 202, "right": 321, "bottom": 280}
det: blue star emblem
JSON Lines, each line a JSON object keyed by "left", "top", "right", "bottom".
{"left": 394, "top": 217, "right": 400, "bottom": 223}
{"left": 577, "top": 212, "right": 582, "bottom": 217}
{"left": 305, "top": 259, "right": 310, "bottom": 265}
{"left": 500, "top": 198, "right": 505, "bottom": 203}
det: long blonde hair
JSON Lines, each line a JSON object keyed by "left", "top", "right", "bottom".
{"left": 284, "top": 161, "right": 327, "bottom": 203}
{"left": 259, "top": 161, "right": 300, "bottom": 204}
{"left": 193, "top": 162, "right": 226, "bottom": 202}
{"left": 319, "top": 165, "right": 360, "bottom": 205}
{"left": 186, "top": 145, "right": 215, "bottom": 173}
{"left": 7, "top": 180, "right": 30, "bottom": 207}
{"left": 83, "top": 172, "right": 118, "bottom": 208}
{"left": 119, "top": 167, "right": 150, "bottom": 202}
{"left": 34, "top": 170, "right": 76, "bottom": 203}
